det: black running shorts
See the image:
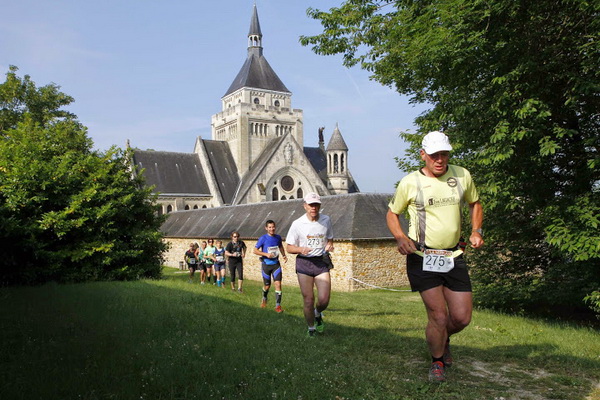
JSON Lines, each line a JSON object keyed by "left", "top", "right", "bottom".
{"left": 295, "top": 256, "right": 330, "bottom": 277}
{"left": 406, "top": 253, "right": 472, "bottom": 293}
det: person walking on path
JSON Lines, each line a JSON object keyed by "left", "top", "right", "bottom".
{"left": 254, "top": 220, "right": 287, "bottom": 313}
{"left": 197, "top": 241, "right": 208, "bottom": 285}
{"left": 286, "top": 193, "right": 334, "bottom": 338}
{"left": 212, "top": 240, "right": 227, "bottom": 288}
{"left": 386, "top": 131, "right": 484, "bottom": 382}
{"left": 184, "top": 243, "right": 198, "bottom": 283}
{"left": 203, "top": 239, "right": 216, "bottom": 285}
{"left": 225, "top": 231, "right": 247, "bottom": 293}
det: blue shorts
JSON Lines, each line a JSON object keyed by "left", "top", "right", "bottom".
{"left": 213, "top": 263, "right": 226, "bottom": 272}
{"left": 262, "top": 262, "right": 282, "bottom": 285}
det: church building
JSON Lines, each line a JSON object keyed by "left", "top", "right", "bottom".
{"left": 131, "top": 5, "right": 359, "bottom": 214}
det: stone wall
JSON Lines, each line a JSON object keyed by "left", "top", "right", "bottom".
{"left": 164, "top": 237, "right": 408, "bottom": 292}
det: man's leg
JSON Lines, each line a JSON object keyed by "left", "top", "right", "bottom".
{"left": 313, "top": 272, "right": 331, "bottom": 314}
{"left": 238, "top": 264, "right": 244, "bottom": 291}
{"left": 229, "top": 264, "right": 236, "bottom": 290}
{"left": 420, "top": 287, "right": 472, "bottom": 357}
{"left": 444, "top": 287, "right": 472, "bottom": 335}
{"left": 274, "top": 279, "right": 283, "bottom": 312}
{"left": 297, "top": 273, "right": 316, "bottom": 326}
{"left": 313, "top": 272, "right": 331, "bottom": 332}
{"left": 200, "top": 266, "right": 206, "bottom": 283}
{"left": 420, "top": 286, "right": 449, "bottom": 359}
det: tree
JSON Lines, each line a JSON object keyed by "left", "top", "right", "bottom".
{"left": 301, "top": 0, "right": 600, "bottom": 316}
{"left": 0, "top": 67, "right": 167, "bottom": 284}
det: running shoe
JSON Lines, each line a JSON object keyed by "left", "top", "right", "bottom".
{"left": 275, "top": 305, "right": 283, "bottom": 313}
{"left": 306, "top": 329, "right": 316, "bottom": 338}
{"left": 428, "top": 361, "right": 446, "bottom": 382}
{"left": 315, "top": 313, "right": 324, "bottom": 333}
{"left": 443, "top": 343, "right": 453, "bottom": 368}
{"left": 238, "top": 288, "right": 243, "bottom": 293}
{"left": 260, "top": 299, "right": 267, "bottom": 308}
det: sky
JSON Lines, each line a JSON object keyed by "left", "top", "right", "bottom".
{"left": 1, "top": 0, "right": 429, "bottom": 193}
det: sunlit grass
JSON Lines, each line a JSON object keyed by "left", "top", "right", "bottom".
{"left": 0, "top": 268, "right": 598, "bottom": 399}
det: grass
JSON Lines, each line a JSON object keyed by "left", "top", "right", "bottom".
{"left": 0, "top": 267, "right": 598, "bottom": 400}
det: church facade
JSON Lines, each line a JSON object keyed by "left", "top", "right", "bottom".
{"left": 131, "top": 5, "right": 359, "bottom": 214}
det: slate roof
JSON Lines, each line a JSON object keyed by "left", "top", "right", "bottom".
{"left": 303, "top": 146, "right": 327, "bottom": 182}
{"left": 160, "top": 193, "right": 404, "bottom": 240}
{"left": 248, "top": 4, "right": 262, "bottom": 36}
{"left": 224, "top": 5, "right": 290, "bottom": 97}
{"left": 224, "top": 53, "right": 290, "bottom": 97}
{"left": 326, "top": 125, "right": 349, "bottom": 151}
{"left": 202, "top": 140, "right": 239, "bottom": 204}
{"left": 132, "top": 150, "right": 210, "bottom": 196}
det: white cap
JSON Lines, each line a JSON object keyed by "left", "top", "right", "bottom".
{"left": 422, "top": 131, "right": 452, "bottom": 154}
{"left": 303, "top": 192, "right": 321, "bottom": 204}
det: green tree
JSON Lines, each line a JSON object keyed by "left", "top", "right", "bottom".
{"left": 0, "top": 66, "right": 166, "bottom": 284}
{"left": 301, "top": 1, "right": 600, "bottom": 316}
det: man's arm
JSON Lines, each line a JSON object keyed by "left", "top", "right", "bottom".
{"left": 325, "top": 239, "right": 334, "bottom": 253}
{"left": 286, "top": 244, "right": 310, "bottom": 256}
{"left": 278, "top": 243, "right": 288, "bottom": 262}
{"left": 386, "top": 209, "right": 417, "bottom": 255}
{"left": 253, "top": 247, "right": 271, "bottom": 257}
{"left": 469, "top": 201, "right": 484, "bottom": 248}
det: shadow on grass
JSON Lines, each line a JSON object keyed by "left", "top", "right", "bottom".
{"left": 0, "top": 274, "right": 598, "bottom": 400}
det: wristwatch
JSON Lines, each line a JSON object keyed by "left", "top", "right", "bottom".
{"left": 473, "top": 228, "right": 483, "bottom": 236}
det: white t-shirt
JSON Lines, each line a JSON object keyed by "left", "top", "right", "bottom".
{"left": 285, "top": 214, "right": 334, "bottom": 257}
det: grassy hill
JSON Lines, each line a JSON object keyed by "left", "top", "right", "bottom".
{"left": 1, "top": 268, "right": 598, "bottom": 399}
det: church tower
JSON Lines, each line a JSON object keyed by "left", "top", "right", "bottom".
{"left": 326, "top": 124, "right": 350, "bottom": 194}
{"left": 211, "top": 4, "right": 304, "bottom": 175}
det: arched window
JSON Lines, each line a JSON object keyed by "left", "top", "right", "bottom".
{"left": 274, "top": 100, "right": 280, "bottom": 107}
{"left": 254, "top": 97, "right": 260, "bottom": 105}
{"left": 184, "top": 205, "right": 190, "bottom": 210}
{"left": 167, "top": 205, "right": 173, "bottom": 213}
{"left": 202, "top": 205, "right": 207, "bottom": 209}
{"left": 281, "top": 195, "right": 287, "bottom": 200}
{"left": 272, "top": 187, "right": 279, "bottom": 201}
{"left": 334, "top": 154, "right": 339, "bottom": 173}
{"left": 193, "top": 205, "right": 198, "bottom": 209}
{"left": 297, "top": 188, "right": 303, "bottom": 198}
{"left": 341, "top": 154, "right": 345, "bottom": 173}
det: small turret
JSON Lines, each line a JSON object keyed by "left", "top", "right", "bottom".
{"left": 326, "top": 124, "right": 349, "bottom": 194}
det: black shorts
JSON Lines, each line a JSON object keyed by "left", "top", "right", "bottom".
{"left": 262, "top": 262, "right": 282, "bottom": 285}
{"left": 187, "top": 263, "right": 197, "bottom": 271}
{"left": 295, "top": 256, "right": 330, "bottom": 277}
{"left": 406, "top": 253, "right": 471, "bottom": 293}
{"left": 198, "top": 261, "right": 207, "bottom": 272}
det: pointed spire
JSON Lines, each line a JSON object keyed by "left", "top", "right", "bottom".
{"left": 248, "top": 3, "right": 262, "bottom": 37}
{"left": 248, "top": 4, "right": 262, "bottom": 52}
{"left": 326, "top": 123, "right": 349, "bottom": 151}
{"left": 224, "top": 4, "right": 290, "bottom": 97}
